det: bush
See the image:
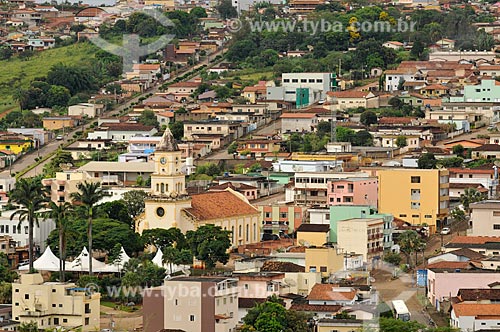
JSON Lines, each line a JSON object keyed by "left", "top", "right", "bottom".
{"left": 383, "top": 252, "right": 402, "bottom": 266}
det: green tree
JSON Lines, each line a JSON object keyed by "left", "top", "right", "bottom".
{"left": 450, "top": 207, "right": 466, "bottom": 224}
{"left": 0, "top": 47, "right": 13, "bottom": 60}
{"left": 138, "top": 109, "right": 159, "bottom": 128}
{"left": 398, "top": 230, "right": 424, "bottom": 267}
{"left": 452, "top": 144, "right": 464, "bottom": 156}
{"left": 186, "top": 225, "right": 231, "bottom": 269}
{"left": 9, "top": 177, "right": 47, "bottom": 273}
{"left": 190, "top": 6, "right": 208, "bottom": 18}
{"left": 396, "top": 136, "right": 407, "bottom": 148}
{"left": 360, "top": 110, "right": 378, "bottom": 126}
{"left": 354, "top": 130, "right": 373, "bottom": 146}
{"left": 122, "top": 190, "right": 148, "bottom": 221}
{"left": 379, "top": 317, "right": 425, "bottom": 332}
{"left": 0, "top": 282, "right": 12, "bottom": 304}
{"left": 460, "top": 187, "right": 486, "bottom": 212}
{"left": 45, "top": 201, "right": 73, "bottom": 282}
{"left": 437, "top": 157, "right": 463, "bottom": 168}
{"left": 336, "top": 126, "right": 356, "bottom": 142}
{"left": 228, "top": 141, "right": 238, "bottom": 154}
{"left": 19, "top": 321, "right": 38, "bottom": 332}
{"left": 217, "top": 0, "right": 237, "bottom": 19}
{"left": 383, "top": 252, "right": 402, "bottom": 266}
{"left": 142, "top": 227, "right": 187, "bottom": 251}
{"left": 169, "top": 121, "right": 184, "bottom": 140}
{"left": 0, "top": 253, "right": 17, "bottom": 282}
{"left": 417, "top": 153, "right": 437, "bottom": 169}
{"left": 388, "top": 97, "right": 403, "bottom": 109}
{"left": 98, "top": 200, "right": 133, "bottom": 229}
{"left": 46, "top": 85, "right": 71, "bottom": 108}
{"left": 70, "top": 182, "right": 105, "bottom": 275}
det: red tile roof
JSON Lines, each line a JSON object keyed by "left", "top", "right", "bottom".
{"left": 450, "top": 236, "right": 500, "bottom": 244}
{"left": 378, "top": 117, "right": 413, "bottom": 125}
{"left": 452, "top": 303, "right": 500, "bottom": 317}
{"left": 308, "top": 284, "right": 357, "bottom": 302}
{"left": 426, "top": 261, "right": 471, "bottom": 269}
{"left": 327, "top": 90, "right": 371, "bottom": 98}
{"left": 280, "top": 113, "right": 317, "bottom": 119}
{"left": 184, "top": 190, "right": 259, "bottom": 221}
{"left": 290, "top": 303, "right": 342, "bottom": 312}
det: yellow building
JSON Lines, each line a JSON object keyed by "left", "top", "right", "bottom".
{"left": 296, "top": 224, "right": 330, "bottom": 247}
{"left": 12, "top": 273, "right": 100, "bottom": 331}
{"left": 377, "top": 168, "right": 449, "bottom": 233}
{"left": 42, "top": 117, "right": 76, "bottom": 131}
{"left": 304, "top": 247, "right": 344, "bottom": 277}
{"left": 0, "top": 133, "right": 32, "bottom": 155}
{"left": 136, "top": 128, "right": 261, "bottom": 248}
{"left": 316, "top": 319, "right": 364, "bottom": 332}
{"left": 337, "top": 218, "right": 384, "bottom": 262}
{"left": 42, "top": 170, "right": 100, "bottom": 204}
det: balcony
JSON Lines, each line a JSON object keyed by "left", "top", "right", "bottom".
{"left": 262, "top": 221, "right": 289, "bottom": 231}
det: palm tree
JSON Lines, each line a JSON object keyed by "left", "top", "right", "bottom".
{"left": 70, "top": 181, "right": 104, "bottom": 275}
{"left": 9, "top": 177, "right": 48, "bottom": 273}
{"left": 460, "top": 188, "right": 486, "bottom": 213}
{"left": 45, "top": 201, "right": 73, "bottom": 282}
{"left": 398, "top": 230, "right": 424, "bottom": 268}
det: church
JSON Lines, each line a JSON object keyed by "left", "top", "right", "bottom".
{"left": 136, "top": 128, "right": 261, "bottom": 247}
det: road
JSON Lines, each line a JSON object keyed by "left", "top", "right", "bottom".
{"left": 13, "top": 49, "right": 225, "bottom": 179}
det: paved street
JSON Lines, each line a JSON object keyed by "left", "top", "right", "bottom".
{"left": 13, "top": 49, "right": 225, "bottom": 179}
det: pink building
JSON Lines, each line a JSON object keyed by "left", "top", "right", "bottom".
{"left": 327, "top": 177, "right": 378, "bottom": 207}
{"left": 427, "top": 261, "right": 500, "bottom": 311}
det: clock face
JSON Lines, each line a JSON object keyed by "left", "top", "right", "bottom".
{"left": 156, "top": 207, "right": 165, "bottom": 217}
{"left": 160, "top": 157, "right": 166, "bottom": 165}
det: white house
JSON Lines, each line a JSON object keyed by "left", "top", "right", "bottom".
{"left": 0, "top": 210, "right": 55, "bottom": 251}
{"left": 87, "top": 123, "right": 158, "bottom": 142}
{"left": 280, "top": 113, "right": 319, "bottom": 132}
{"left": 451, "top": 303, "right": 500, "bottom": 331}
{"left": 68, "top": 103, "right": 105, "bottom": 118}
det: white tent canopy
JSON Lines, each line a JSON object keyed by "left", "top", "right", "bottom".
{"left": 19, "top": 246, "right": 64, "bottom": 272}
{"left": 152, "top": 248, "right": 189, "bottom": 275}
{"left": 19, "top": 246, "right": 132, "bottom": 274}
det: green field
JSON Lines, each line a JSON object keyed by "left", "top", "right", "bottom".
{"left": 0, "top": 42, "right": 99, "bottom": 105}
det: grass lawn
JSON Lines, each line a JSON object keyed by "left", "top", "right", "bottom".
{"left": 101, "top": 300, "right": 139, "bottom": 313}
{"left": 238, "top": 71, "right": 274, "bottom": 81}
{"left": 0, "top": 42, "right": 98, "bottom": 104}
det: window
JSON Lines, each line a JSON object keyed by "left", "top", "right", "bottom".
{"left": 52, "top": 304, "right": 56, "bottom": 308}
{"left": 85, "top": 318, "right": 89, "bottom": 325}
{"left": 309, "top": 266, "right": 316, "bottom": 272}
{"left": 424, "top": 215, "right": 432, "bottom": 218}
{"left": 494, "top": 224, "right": 500, "bottom": 230}
{"left": 59, "top": 304, "right": 62, "bottom": 307}
{"left": 320, "top": 266, "right": 327, "bottom": 272}
{"left": 25, "top": 294, "right": 29, "bottom": 300}
{"left": 54, "top": 318, "right": 59, "bottom": 325}
{"left": 279, "top": 212, "right": 288, "bottom": 218}
{"left": 411, "top": 202, "right": 420, "bottom": 209}
{"left": 244, "top": 284, "right": 249, "bottom": 290}
{"left": 399, "top": 214, "right": 407, "bottom": 217}
{"left": 412, "top": 214, "right": 419, "bottom": 218}
{"left": 493, "top": 211, "right": 500, "bottom": 216}
{"left": 63, "top": 319, "right": 67, "bottom": 323}
{"left": 190, "top": 315, "right": 195, "bottom": 321}
{"left": 411, "top": 176, "right": 421, "bottom": 183}
{"left": 52, "top": 289, "right": 56, "bottom": 293}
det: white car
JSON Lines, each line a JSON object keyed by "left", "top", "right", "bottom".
{"left": 440, "top": 227, "right": 451, "bottom": 235}
{"left": 56, "top": 135, "right": 63, "bottom": 140}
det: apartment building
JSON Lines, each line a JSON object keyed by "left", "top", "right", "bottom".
{"left": 280, "top": 113, "right": 319, "bottom": 132}
{"left": 304, "top": 246, "right": 344, "bottom": 277}
{"left": 257, "top": 204, "right": 306, "bottom": 234}
{"left": 183, "top": 120, "right": 244, "bottom": 141}
{"left": 469, "top": 201, "right": 500, "bottom": 236}
{"left": 327, "top": 177, "right": 378, "bottom": 207}
{"left": 294, "top": 171, "right": 370, "bottom": 207}
{"left": 329, "top": 205, "right": 394, "bottom": 251}
{"left": 12, "top": 273, "right": 100, "bottom": 331}
{"left": 337, "top": 218, "right": 384, "bottom": 262}
{"left": 42, "top": 170, "right": 100, "bottom": 204}
{"left": 143, "top": 276, "right": 239, "bottom": 332}
{"left": 444, "top": 236, "right": 500, "bottom": 256}
{"left": 448, "top": 167, "right": 495, "bottom": 199}
{"left": 68, "top": 103, "right": 104, "bottom": 118}
{"left": 426, "top": 261, "right": 500, "bottom": 311}
{"left": 377, "top": 168, "right": 450, "bottom": 233}
{"left": 0, "top": 210, "right": 54, "bottom": 251}
{"left": 451, "top": 303, "right": 500, "bottom": 331}
{"left": 87, "top": 123, "right": 158, "bottom": 142}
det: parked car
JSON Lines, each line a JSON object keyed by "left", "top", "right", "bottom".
{"left": 56, "top": 135, "right": 63, "bottom": 140}
{"left": 440, "top": 227, "right": 451, "bottom": 235}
